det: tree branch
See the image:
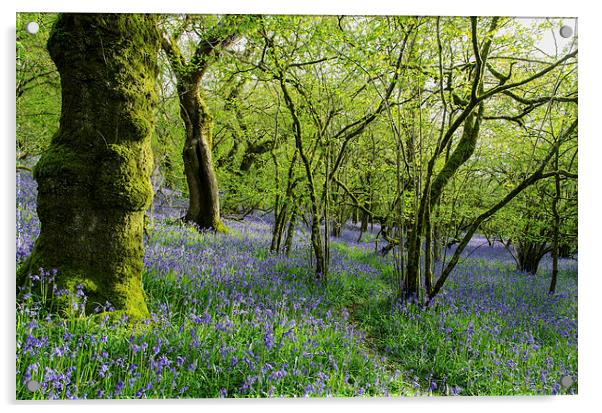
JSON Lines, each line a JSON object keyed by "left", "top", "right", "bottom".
{"left": 428, "top": 120, "right": 577, "bottom": 300}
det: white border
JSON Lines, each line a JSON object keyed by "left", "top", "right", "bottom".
{"left": 3, "top": 1, "right": 600, "bottom": 413}
{"left": 11, "top": 0, "right": 585, "bottom": 16}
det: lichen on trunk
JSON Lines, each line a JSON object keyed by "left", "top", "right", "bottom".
{"left": 17, "top": 14, "right": 160, "bottom": 320}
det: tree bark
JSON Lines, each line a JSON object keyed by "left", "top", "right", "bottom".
{"left": 330, "top": 219, "right": 342, "bottom": 238}
{"left": 516, "top": 240, "right": 548, "bottom": 274}
{"left": 178, "top": 80, "right": 226, "bottom": 232}
{"left": 549, "top": 149, "right": 561, "bottom": 294}
{"left": 358, "top": 209, "right": 369, "bottom": 242}
{"left": 160, "top": 18, "right": 241, "bottom": 233}
{"left": 432, "top": 223, "right": 442, "bottom": 262}
{"left": 270, "top": 150, "right": 298, "bottom": 252}
{"left": 404, "top": 216, "right": 422, "bottom": 301}
{"left": 270, "top": 204, "right": 288, "bottom": 252}
{"left": 278, "top": 76, "right": 326, "bottom": 280}
{"left": 559, "top": 243, "right": 574, "bottom": 259}
{"left": 283, "top": 206, "right": 298, "bottom": 255}
{"left": 18, "top": 14, "right": 160, "bottom": 319}
{"left": 424, "top": 196, "right": 434, "bottom": 297}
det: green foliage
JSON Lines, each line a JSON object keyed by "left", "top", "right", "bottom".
{"left": 148, "top": 15, "right": 578, "bottom": 293}
{"left": 16, "top": 14, "right": 578, "bottom": 395}
{"left": 16, "top": 13, "right": 60, "bottom": 161}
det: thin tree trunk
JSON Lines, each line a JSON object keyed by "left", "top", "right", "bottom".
{"left": 284, "top": 205, "right": 298, "bottom": 255}
{"left": 405, "top": 216, "right": 422, "bottom": 301}
{"left": 270, "top": 150, "right": 298, "bottom": 252}
{"left": 18, "top": 14, "right": 160, "bottom": 319}
{"left": 270, "top": 203, "right": 288, "bottom": 252}
{"left": 358, "top": 209, "right": 369, "bottom": 242}
{"left": 323, "top": 141, "right": 331, "bottom": 280}
{"left": 279, "top": 76, "right": 325, "bottom": 280}
{"left": 331, "top": 219, "right": 342, "bottom": 238}
{"left": 311, "top": 217, "right": 326, "bottom": 279}
{"left": 559, "top": 243, "right": 573, "bottom": 259}
{"left": 432, "top": 223, "right": 442, "bottom": 262}
{"left": 424, "top": 195, "right": 434, "bottom": 297}
{"left": 550, "top": 149, "right": 561, "bottom": 294}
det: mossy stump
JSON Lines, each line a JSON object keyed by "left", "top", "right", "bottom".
{"left": 18, "top": 14, "right": 160, "bottom": 320}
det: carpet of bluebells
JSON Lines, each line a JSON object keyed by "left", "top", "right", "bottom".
{"left": 16, "top": 172, "right": 577, "bottom": 399}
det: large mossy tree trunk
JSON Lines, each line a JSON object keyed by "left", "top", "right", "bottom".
{"left": 17, "top": 14, "right": 160, "bottom": 319}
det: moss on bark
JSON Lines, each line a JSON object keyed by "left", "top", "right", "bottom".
{"left": 18, "top": 14, "right": 160, "bottom": 320}
{"left": 179, "top": 82, "right": 228, "bottom": 233}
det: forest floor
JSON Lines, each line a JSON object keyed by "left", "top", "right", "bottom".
{"left": 16, "top": 172, "right": 578, "bottom": 399}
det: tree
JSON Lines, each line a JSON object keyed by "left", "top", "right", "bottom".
{"left": 17, "top": 14, "right": 161, "bottom": 319}
{"left": 159, "top": 15, "right": 251, "bottom": 232}
{"left": 394, "top": 17, "right": 578, "bottom": 302}
{"left": 429, "top": 120, "right": 577, "bottom": 300}
{"left": 252, "top": 16, "right": 414, "bottom": 280}
{"left": 149, "top": 15, "right": 577, "bottom": 298}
